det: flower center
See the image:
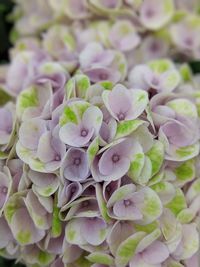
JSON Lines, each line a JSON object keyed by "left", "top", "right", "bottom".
{"left": 99, "top": 73, "right": 108, "bottom": 80}
{"left": 82, "top": 200, "right": 89, "bottom": 207}
{"left": 81, "top": 129, "right": 88, "bottom": 137}
{"left": 150, "top": 42, "right": 160, "bottom": 52}
{"left": 71, "top": 186, "right": 76, "bottom": 193}
{"left": 124, "top": 199, "right": 132, "bottom": 207}
{"left": 0, "top": 186, "right": 8, "bottom": 194}
{"left": 145, "top": 8, "right": 155, "bottom": 18}
{"left": 73, "top": 157, "right": 81, "bottom": 166}
{"left": 152, "top": 76, "right": 159, "bottom": 86}
{"left": 112, "top": 154, "right": 120, "bottom": 163}
{"left": 117, "top": 112, "right": 126, "bottom": 121}
{"left": 184, "top": 37, "right": 193, "bottom": 47}
{"left": 6, "top": 125, "right": 13, "bottom": 134}
{"left": 55, "top": 155, "right": 61, "bottom": 161}
{"left": 106, "top": 186, "right": 111, "bottom": 192}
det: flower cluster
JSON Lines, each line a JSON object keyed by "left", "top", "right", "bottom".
{"left": 10, "top": 0, "right": 200, "bottom": 62}
{"left": 0, "top": 0, "right": 200, "bottom": 266}
{"left": 0, "top": 44, "right": 200, "bottom": 267}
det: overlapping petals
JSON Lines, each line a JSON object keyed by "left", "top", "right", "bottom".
{"left": 0, "top": 2, "right": 200, "bottom": 266}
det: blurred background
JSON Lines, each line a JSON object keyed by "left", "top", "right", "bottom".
{"left": 0, "top": 0, "right": 13, "bottom": 63}
{"left": 0, "top": 1, "right": 24, "bottom": 266}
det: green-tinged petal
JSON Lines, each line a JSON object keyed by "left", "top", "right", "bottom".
{"left": 148, "top": 171, "right": 164, "bottom": 186}
{"left": 177, "top": 208, "right": 195, "bottom": 224}
{"left": 51, "top": 195, "right": 62, "bottom": 238}
{"left": 66, "top": 74, "right": 90, "bottom": 100}
{"left": 159, "top": 208, "right": 181, "bottom": 241}
{"left": 174, "top": 159, "right": 195, "bottom": 186}
{"left": 179, "top": 64, "right": 193, "bottom": 82}
{"left": 86, "top": 252, "right": 114, "bottom": 265}
{"left": 167, "top": 99, "right": 198, "bottom": 118}
{"left": 4, "top": 191, "right": 26, "bottom": 224}
{"left": 115, "top": 232, "right": 146, "bottom": 267}
{"left": 146, "top": 140, "right": 164, "bottom": 177}
{"left": 107, "top": 184, "right": 136, "bottom": 208}
{"left": 115, "top": 120, "right": 145, "bottom": 139}
{"left": 166, "top": 189, "right": 187, "bottom": 216}
{"left": 29, "top": 158, "right": 46, "bottom": 173}
{"left": 36, "top": 251, "right": 55, "bottom": 266}
{"left": 179, "top": 223, "right": 199, "bottom": 260}
{"left": 186, "top": 178, "right": 200, "bottom": 203}
{"left": 73, "top": 254, "right": 91, "bottom": 267}
{"left": 166, "top": 259, "right": 184, "bottom": 267}
{"left": 136, "top": 228, "right": 161, "bottom": 253}
{"left": 162, "top": 69, "right": 181, "bottom": 91}
{"left": 65, "top": 218, "right": 87, "bottom": 245}
{"left": 87, "top": 137, "right": 99, "bottom": 166}
{"left": 16, "top": 142, "right": 34, "bottom": 165}
{"left": 134, "top": 221, "right": 159, "bottom": 234}
{"left": 139, "top": 187, "right": 163, "bottom": 225}
{"left": 166, "top": 143, "right": 200, "bottom": 162}
{"left": 151, "top": 181, "right": 176, "bottom": 204}
{"left": 76, "top": 74, "right": 90, "bottom": 99}
{"left": 128, "top": 153, "right": 145, "bottom": 183}
{"left": 59, "top": 101, "right": 90, "bottom": 126}
{"left": 33, "top": 177, "right": 59, "bottom": 197}
{"left": 134, "top": 156, "right": 152, "bottom": 185}
{"left": 149, "top": 59, "right": 173, "bottom": 73}
{"left": 96, "top": 183, "right": 110, "bottom": 223}
{"left": 16, "top": 86, "right": 39, "bottom": 119}
{"left": 59, "top": 106, "right": 78, "bottom": 126}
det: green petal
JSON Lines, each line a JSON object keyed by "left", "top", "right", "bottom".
{"left": 146, "top": 140, "right": 164, "bottom": 177}
{"left": 177, "top": 208, "right": 195, "bottom": 224}
{"left": 128, "top": 152, "right": 145, "bottom": 183}
{"left": 65, "top": 218, "right": 86, "bottom": 245}
{"left": 167, "top": 98, "right": 198, "bottom": 118}
{"left": 115, "top": 120, "right": 144, "bottom": 139}
{"left": 96, "top": 183, "right": 110, "bottom": 223}
{"left": 151, "top": 181, "right": 176, "bottom": 204}
{"left": 87, "top": 137, "right": 99, "bottom": 166}
{"left": 115, "top": 232, "right": 146, "bottom": 267}
{"left": 175, "top": 143, "right": 199, "bottom": 161}
{"left": 166, "top": 189, "right": 187, "bottom": 216}
{"left": 86, "top": 252, "right": 114, "bottom": 265}
{"left": 136, "top": 228, "right": 161, "bottom": 253}
{"left": 134, "top": 221, "right": 159, "bottom": 234}
{"left": 51, "top": 195, "right": 62, "bottom": 238}
{"left": 149, "top": 59, "right": 173, "bottom": 74}
{"left": 174, "top": 159, "right": 195, "bottom": 186}
{"left": 59, "top": 101, "right": 90, "bottom": 126}
{"left": 140, "top": 187, "right": 163, "bottom": 224}
{"left": 107, "top": 184, "right": 136, "bottom": 208}
{"left": 66, "top": 74, "right": 90, "bottom": 100}
{"left": 186, "top": 178, "right": 200, "bottom": 202}
{"left": 179, "top": 64, "right": 193, "bottom": 82}
{"left": 16, "top": 86, "right": 39, "bottom": 119}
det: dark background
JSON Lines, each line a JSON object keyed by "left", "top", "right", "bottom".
{"left": 1, "top": 3, "right": 24, "bottom": 267}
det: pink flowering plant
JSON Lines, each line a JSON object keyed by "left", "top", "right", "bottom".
{"left": 0, "top": 48, "right": 199, "bottom": 266}
{"left": 0, "top": 0, "right": 200, "bottom": 266}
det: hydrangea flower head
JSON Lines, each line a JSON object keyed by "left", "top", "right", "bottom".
{"left": 0, "top": 2, "right": 199, "bottom": 266}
